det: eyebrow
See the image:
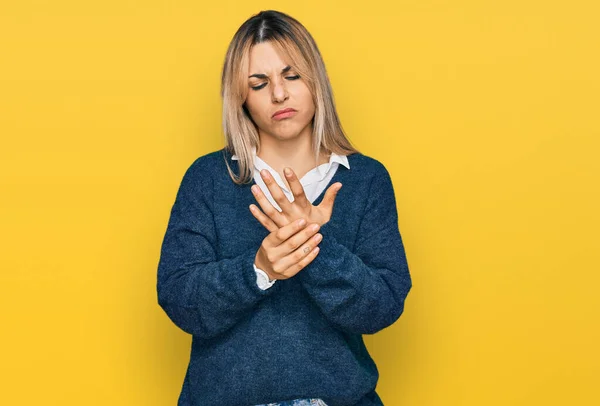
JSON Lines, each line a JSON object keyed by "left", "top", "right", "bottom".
{"left": 248, "top": 65, "right": 292, "bottom": 79}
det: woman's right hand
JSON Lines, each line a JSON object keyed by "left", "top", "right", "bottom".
{"left": 254, "top": 218, "right": 323, "bottom": 281}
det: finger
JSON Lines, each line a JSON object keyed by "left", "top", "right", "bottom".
{"left": 282, "top": 222, "right": 320, "bottom": 253}
{"left": 249, "top": 204, "right": 278, "bottom": 233}
{"left": 251, "top": 184, "right": 285, "bottom": 224}
{"left": 319, "top": 182, "right": 342, "bottom": 210}
{"left": 272, "top": 222, "right": 320, "bottom": 261}
{"left": 259, "top": 169, "right": 293, "bottom": 213}
{"left": 267, "top": 217, "right": 308, "bottom": 247}
{"left": 272, "top": 231, "right": 322, "bottom": 276}
{"left": 283, "top": 167, "right": 310, "bottom": 208}
{"left": 279, "top": 241, "right": 321, "bottom": 278}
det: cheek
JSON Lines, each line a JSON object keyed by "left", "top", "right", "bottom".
{"left": 245, "top": 95, "right": 268, "bottom": 120}
{"left": 298, "top": 87, "right": 315, "bottom": 111}
{"left": 300, "top": 93, "right": 315, "bottom": 117}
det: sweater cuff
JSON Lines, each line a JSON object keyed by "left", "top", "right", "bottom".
{"left": 240, "top": 247, "right": 279, "bottom": 296}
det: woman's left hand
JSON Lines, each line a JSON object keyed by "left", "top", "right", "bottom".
{"left": 249, "top": 167, "right": 342, "bottom": 233}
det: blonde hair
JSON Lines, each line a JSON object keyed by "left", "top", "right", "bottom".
{"left": 220, "top": 10, "right": 359, "bottom": 185}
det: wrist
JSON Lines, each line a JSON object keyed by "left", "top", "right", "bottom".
{"left": 254, "top": 252, "right": 276, "bottom": 281}
{"left": 254, "top": 264, "right": 277, "bottom": 289}
{"left": 255, "top": 264, "right": 276, "bottom": 282}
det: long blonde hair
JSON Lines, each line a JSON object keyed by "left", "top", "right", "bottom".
{"left": 220, "top": 10, "right": 359, "bottom": 184}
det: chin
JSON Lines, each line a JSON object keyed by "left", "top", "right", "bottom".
{"left": 274, "top": 133, "right": 301, "bottom": 141}
{"left": 270, "top": 126, "right": 303, "bottom": 139}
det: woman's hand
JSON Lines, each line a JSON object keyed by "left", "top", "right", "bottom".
{"left": 254, "top": 218, "right": 323, "bottom": 280}
{"left": 249, "top": 167, "right": 342, "bottom": 232}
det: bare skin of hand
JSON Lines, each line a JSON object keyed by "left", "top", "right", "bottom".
{"left": 249, "top": 167, "right": 342, "bottom": 232}
{"left": 254, "top": 217, "right": 323, "bottom": 281}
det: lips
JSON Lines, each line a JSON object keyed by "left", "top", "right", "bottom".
{"left": 272, "top": 108, "right": 296, "bottom": 118}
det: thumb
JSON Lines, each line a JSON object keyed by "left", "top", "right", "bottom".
{"left": 320, "top": 182, "right": 342, "bottom": 210}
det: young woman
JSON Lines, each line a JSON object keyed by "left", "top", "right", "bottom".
{"left": 157, "top": 10, "right": 412, "bottom": 406}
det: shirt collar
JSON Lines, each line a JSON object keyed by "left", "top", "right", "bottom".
{"left": 231, "top": 146, "right": 350, "bottom": 174}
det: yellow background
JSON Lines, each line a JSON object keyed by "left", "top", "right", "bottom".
{"left": 1, "top": 1, "right": 598, "bottom": 404}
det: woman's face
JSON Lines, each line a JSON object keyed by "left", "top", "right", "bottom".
{"left": 244, "top": 41, "right": 315, "bottom": 143}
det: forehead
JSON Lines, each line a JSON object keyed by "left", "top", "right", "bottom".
{"left": 248, "top": 41, "right": 291, "bottom": 73}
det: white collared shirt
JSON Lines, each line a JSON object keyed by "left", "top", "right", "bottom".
{"left": 232, "top": 146, "right": 350, "bottom": 290}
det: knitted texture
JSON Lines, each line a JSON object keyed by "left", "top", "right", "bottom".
{"left": 157, "top": 148, "right": 412, "bottom": 406}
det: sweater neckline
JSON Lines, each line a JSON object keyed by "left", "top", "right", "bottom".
{"left": 309, "top": 154, "right": 351, "bottom": 206}
{"left": 224, "top": 148, "right": 354, "bottom": 206}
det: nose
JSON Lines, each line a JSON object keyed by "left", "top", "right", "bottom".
{"left": 271, "top": 78, "right": 289, "bottom": 103}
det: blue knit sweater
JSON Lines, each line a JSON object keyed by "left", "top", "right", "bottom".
{"left": 157, "top": 148, "right": 412, "bottom": 406}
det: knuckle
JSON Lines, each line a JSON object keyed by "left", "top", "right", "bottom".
{"left": 284, "top": 266, "right": 297, "bottom": 278}
{"left": 296, "top": 253, "right": 308, "bottom": 270}
{"left": 288, "top": 236, "right": 301, "bottom": 251}
{"left": 275, "top": 228, "right": 286, "bottom": 241}
{"left": 306, "top": 225, "right": 319, "bottom": 237}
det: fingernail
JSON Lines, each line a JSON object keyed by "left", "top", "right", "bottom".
{"left": 298, "top": 218, "right": 306, "bottom": 226}
{"left": 284, "top": 168, "right": 292, "bottom": 177}
{"left": 251, "top": 185, "right": 258, "bottom": 194}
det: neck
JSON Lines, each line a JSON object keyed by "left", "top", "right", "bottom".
{"left": 257, "top": 127, "right": 329, "bottom": 182}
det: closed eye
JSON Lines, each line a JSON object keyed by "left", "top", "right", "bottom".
{"left": 251, "top": 75, "right": 301, "bottom": 91}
